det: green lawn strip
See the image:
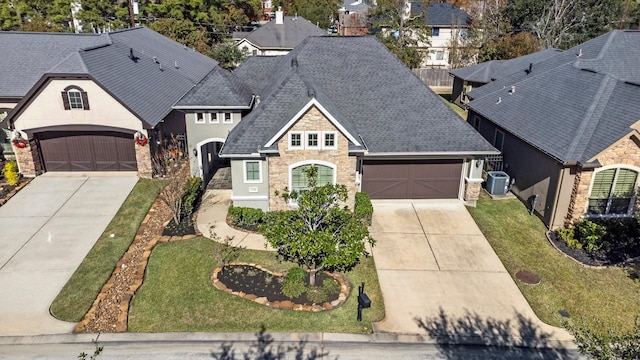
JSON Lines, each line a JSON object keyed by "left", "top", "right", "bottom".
{"left": 467, "top": 193, "right": 640, "bottom": 333}
{"left": 50, "top": 179, "right": 165, "bottom": 322}
{"left": 433, "top": 90, "right": 467, "bottom": 119}
{"left": 128, "top": 237, "right": 384, "bottom": 333}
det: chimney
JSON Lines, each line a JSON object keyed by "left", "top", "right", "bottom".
{"left": 276, "top": 7, "right": 284, "bottom": 24}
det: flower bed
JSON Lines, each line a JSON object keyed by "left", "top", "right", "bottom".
{"left": 212, "top": 263, "right": 350, "bottom": 312}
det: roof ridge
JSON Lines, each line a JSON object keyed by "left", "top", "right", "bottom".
{"left": 47, "top": 51, "right": 89, "bottom": 74}
{"left": 565, "top": 74, "right": 618, "bottom": 161}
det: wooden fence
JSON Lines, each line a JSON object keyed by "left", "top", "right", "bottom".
{"left": 413, "top": 68, "right": 454, "bottom": 87}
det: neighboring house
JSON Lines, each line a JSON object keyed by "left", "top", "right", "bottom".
{"left": 1, "top": 27, "right": 218, "bottom": 177}
{"left": 410, "top": 2, "right": 471, "bottom": 68}
{"left": 235, "top": 8, "right": 326, "bottom": 57}
{"left": 184, "top": 36, "right": 497, "bottom": 211}
{"left": 466, "top": 30, "right": 640, "bottom": 229}
{"left": 338, "top": 0, "right": 369, "bottom": 36}
{"left": 449, "top": 48, "right": 562, "bottom": 106}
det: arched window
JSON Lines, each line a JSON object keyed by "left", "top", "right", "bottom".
{"left": 61, "top": 86, "right": 90, "bottom": 110}
{"left": 290, "top": 163, "right": 335, "bottom": 192}
{"left": 588, "top": 167, "right": 639, "bottom": 215}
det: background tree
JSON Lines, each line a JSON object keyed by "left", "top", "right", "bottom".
{"left": 273, "top": 0, "right": 340, "bottom": 29}
{"left": 148, "top": 18, "right": 212, "bottom": 53}
{"left": 369, "top": 0, "right": 431, "bottom": 68}
{"left": 210, "top": 40, "right": 246, "bottom": 69}
{"left": 492, "top": 31, "right": 541, "bottom": 59}
{"left": 260, "top": 166, "right": 374, "bottom": 286}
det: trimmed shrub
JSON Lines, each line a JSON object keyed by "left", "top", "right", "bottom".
{"left": 322, "top": 277, "right": 341, "bottom": 295}
{"left": 282, "top": 267, "right": 307, "bottom": 298}
{"left": 181, "top": 177, "right": 202, "bottom": 215}
{"left": 574, "top": 220, "right": 606, "bottom": 254}
{"left": 306, "top": 286, "right": 328, "bottom": 304}
{"left": 354, "top": 192, "right": 373, "bottom": 225}
{"left": 228, "top": 205, "right": 265, "bottom": 231}
{"left": 2, "top": 160, "right": 19, "bottom": 187}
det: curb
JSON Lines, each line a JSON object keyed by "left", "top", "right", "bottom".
{"left": 0, "top": 331, "right": 578, "bottom": 350}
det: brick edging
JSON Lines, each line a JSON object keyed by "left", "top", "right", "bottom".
{"left": 211, "top": 262, "right": 351, "bottom": 312}
{"left": 0, "top": 178, "right": 32, "bottom": 206}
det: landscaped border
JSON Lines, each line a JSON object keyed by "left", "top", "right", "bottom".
{"left": 545, "top": 231, "right": 609, "bottom": 269}
{"left": 0, "top": 178, "right": 31, "bottom": 206}
{"left": 211, "top": 262, "right": 351, "bottom": 312}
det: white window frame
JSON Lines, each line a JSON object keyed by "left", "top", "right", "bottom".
{"left": 195, "top": 113, "right": 207, "bottom": 124}
{"left": 288, "top": 160, "right": 337, "bottom": 206}
{"left": 243, "top": 160, "right": 262, "bottom": 183}
{"left": 209, "top": 113, "right": 220, "bottom": 124}
{"left": 223, "top": 113, "right": 233, "bottom": 124}
{"left": 306, "top": 131, "right": 321, "bottom": 150}
{"left": 494, "top": 129, "right": 505, "bottom": 152}
{"left": 67, "top": 89, "right": 84, "bottom": 109}
{"left": 587, "top": 166, "right": 640, "bottom": 216}
{"left": 289, "top": 131, "right": 304, "bottom": 150}
{"left": 322, "top": 131, "right": 337, "bottom": 150}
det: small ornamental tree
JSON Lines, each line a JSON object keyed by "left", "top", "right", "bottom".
{"left": 152, "top": 136, "right": 188, "bottom": 225}
{"left": 260, "top": 166, "right": 375, "bottom": 286}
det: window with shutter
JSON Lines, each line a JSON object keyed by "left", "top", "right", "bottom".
{"left": 588, "top": 168, "right": 638, "bottom": 215}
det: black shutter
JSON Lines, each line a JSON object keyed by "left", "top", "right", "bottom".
{"left": 81, "top": 91, "right": 90, "bottom": 110}
{"left": 61, "top": 92, "right": 70, "bottom": 110}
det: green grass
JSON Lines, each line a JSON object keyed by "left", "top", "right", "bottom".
{"left": 467, "top": 193, "right": 640, "bottom": 333}
{"left": 50, "top": 179, "right": 165, "bottom": 322}
{"left": 128, "top": 237, "right": 385, "bottom": 333}
{"left": 434, "top": 89, "right": 468, "bottom": 119}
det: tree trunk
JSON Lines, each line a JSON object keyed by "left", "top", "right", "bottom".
{"left": 309, "top": 269, "right": 316, "bottom": 287}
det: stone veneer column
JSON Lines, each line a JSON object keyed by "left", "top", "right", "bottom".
{"left": 464, "top": 179, "right": 482, "bottom": 203}
{"left": 13, "top": 142, "right": 37, "bottom": 177}
{"left": 135, "top": 142, "right": 153, "bottom": 178}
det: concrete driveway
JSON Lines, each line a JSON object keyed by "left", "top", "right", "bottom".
{"left": 370, "top": 200, "right": 572, "bottom": 343}
{"left": 0, "top": 173, "right": 137, "bottom": 336}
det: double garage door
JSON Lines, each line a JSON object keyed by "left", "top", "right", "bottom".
{"left": 37, "top": 131, "right": 137, "bottom": 172}
{"left": 361, "top": 159, "right": 463, "bottom": 199}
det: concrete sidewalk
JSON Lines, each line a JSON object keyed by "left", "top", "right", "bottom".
{"left": 370, "top": 200, "right": 573, "bottom": 344}
{"left": 196, "top": 190, "right": 272, "bottom": 251}
{"left": 0, "top": 174, "right": 137, "bottom": 336}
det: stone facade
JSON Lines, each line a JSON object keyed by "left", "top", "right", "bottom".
{"left": 14, "top": 141, "right": 37, "bottom": 177}
{"left": 463, "top": 179, "right": 482, "bottom": 202}
{"left": 566, "top": 134, "right": 640, "bottom": 224}
{"left": 135, "top": 142, "right": 153, "bottom": 178}
{"left": 268, "top": 106, "right": 357, "bottom": 211}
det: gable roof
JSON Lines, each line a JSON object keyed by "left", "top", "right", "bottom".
{"left": 238, "top": 16, "right": 326, "bottom": 50}
{"left": 411, "top": 2, "right": 470, "bottom": 27}
{"left": 222, "top": 36, "right": 496, "bottom": 156}
{"left": 449, "top": 48, "right": 562, "bottom": 83}
{"left": 174, "top": 66, "right": 254, "bottom": 108}
{"left": 2, "top": 27, "right": 218, "bottom": 127}
{"left": 467, "top": 30, "right": 640, "bottom": 164}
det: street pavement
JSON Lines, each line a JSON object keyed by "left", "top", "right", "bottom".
{"left": 0, "top": 173, "right": 137, "bottom": 336}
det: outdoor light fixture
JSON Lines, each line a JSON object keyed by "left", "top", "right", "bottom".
{"left": 193, "top": 148, "right": 198, "bottom": 157}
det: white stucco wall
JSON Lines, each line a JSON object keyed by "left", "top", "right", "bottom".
{"left": 14, "top": 79, "right": 144, "bottom": 133}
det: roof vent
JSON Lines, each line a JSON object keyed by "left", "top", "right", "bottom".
{"left": 291, "top": 57, "right": 298, "bottom": 68}
{"left": 183, "top": 44, "right": 187, "bottom": 50}
{"left": 128, "top": 48, "right": 138, "bottom": 62}
{"left": 153, "top": 56, "right": 158, "bottom": 63}
{"left": 577, "top": 48, "right": 583, "bottom": 57}
{"left": 496, "top": 97, "right": 502, "bottom": 104}
{"left": 509, "top": 85, "right": 515, "bottom": 94}
{"left": 526, "top": 62, "right": 532, "bottom": 74}
{"left": 159, "top": 62, "right": 163, "bottom": 71}
{"left": 307, "top": 87, "right": 315, "bottom": 97}
{"left": 174, "top": 61, "right": 179, "bottom": 68}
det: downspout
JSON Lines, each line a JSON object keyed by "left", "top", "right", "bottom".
{"left": 548, "top": 166, "right": 567, "bottom": 229}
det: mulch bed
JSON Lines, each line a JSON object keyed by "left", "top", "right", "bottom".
{"left": 216, "top": 264, "right": 340, "bottom": 305}
{"left": 162, "top": 215, "right": 196, "bottom": 236}
{"left": 548, "top": 231, "right": 613, "bottom": 267}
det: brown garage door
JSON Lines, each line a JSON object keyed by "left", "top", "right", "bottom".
{"left": 361, "top": 159, "right": 462, "bottom": 199}
{"left": 38, "top": 131, "right": 137, "bottom": 172}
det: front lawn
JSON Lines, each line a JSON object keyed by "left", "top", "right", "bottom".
{"left": 467, "top": 193, "right": 640, "bottom": 333}
{"left": 50, "top": 179, "right": 165, "bottom": 322}
{"left": 128, "top": 237, "right": 384, "bottom": 333}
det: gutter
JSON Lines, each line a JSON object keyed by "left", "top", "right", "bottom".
{"left": 364, "top": 150, "right": 500, "bottom": 157}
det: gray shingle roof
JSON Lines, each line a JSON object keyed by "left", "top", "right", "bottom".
{"left": 467, "top": 30, "right": 640, "bottom": 164}
{"left": 232, "top": 56, "right": 283, "bottom": 94}
{"left": 2, "top": 27, "right": 218, "bottom": 127}
{"left": 174, "top": 67, "right": 254, "bottom": 108}
{"left": 222, "top": 36, "right": 496, "bottom": 156}
{"left": 239, "top": 16, "right": 326, "bottom": 50}
{"left": 449, "top": 48, "right": 562, "bottom": 83}
{"left": 0, "top": 32, "right": 109, "bottom": 97}
{"left": 411, "top": 2, "right": 470, "bottom": 27}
